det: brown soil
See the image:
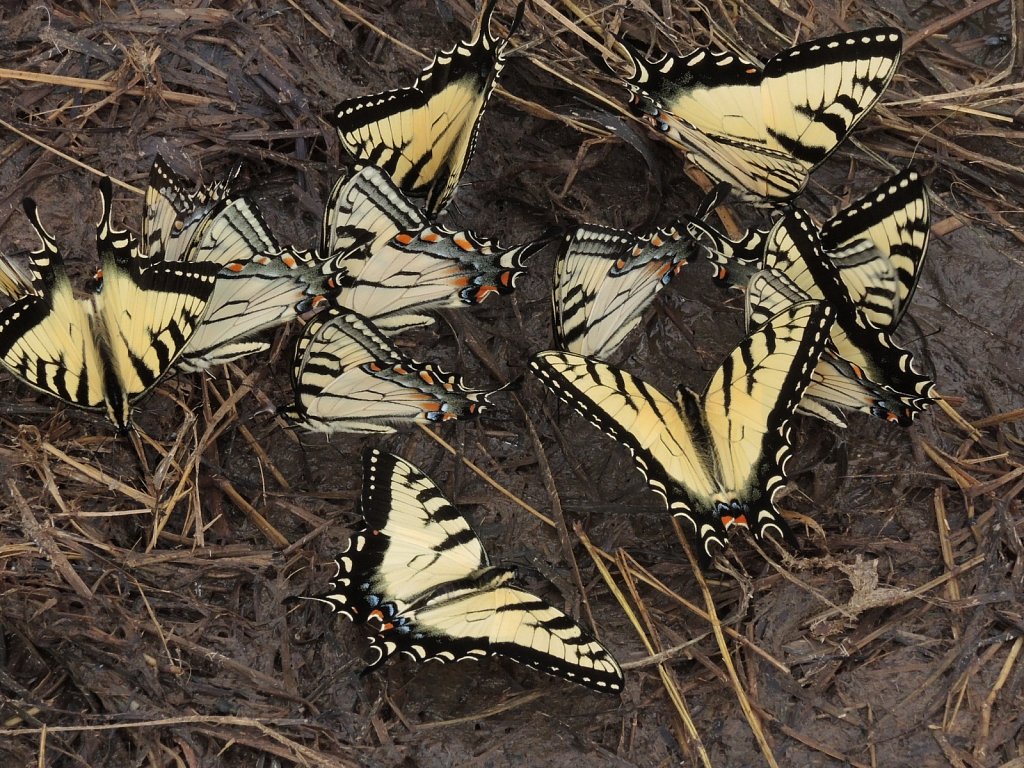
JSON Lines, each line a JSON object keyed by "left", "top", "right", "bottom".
{"left": 1, "top": 1, "right": 1022, "bottom": 766}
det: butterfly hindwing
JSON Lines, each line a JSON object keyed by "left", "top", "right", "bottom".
{"left": 367, "top": 583, "right": 624, "bottom": 693}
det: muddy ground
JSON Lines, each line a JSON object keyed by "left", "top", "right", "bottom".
{"left": 0, "top": 1, "right": 1022, "bottom": 766}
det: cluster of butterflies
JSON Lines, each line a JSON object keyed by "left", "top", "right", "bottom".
{"left": 0, "top": 0, "right": 939, "bottom": 693}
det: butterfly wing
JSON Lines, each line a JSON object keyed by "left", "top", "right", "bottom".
{"left": 702, "top": 300, "right": 834, "bottom": 546}
{"left": 95, "top": 178, "right": 220, "bottom": 428}
{"left": 182, "top": 196, "right": 279, "bottom": 266}
{"left": 309, "top": 450, "right": 624, "bottom": 692}
{"left": 0, "top": 199, "right": 106, "bottom": 413}
{"left": 622, "top": 29, "right": 902, "bottom": 201}
{"left": 368, "top": 583, "right": 624, "bottom": 693}
{"left": 330, "top": 0, "right": 522, "bottom": 215}
{"left": 552, "top": 220, "right": 694, "bottom": 359}
{"left": 318, "top": 166, "right": 533, "bottom": 332}
{"left": 312, "top": 449, "right": 488, "bottom": 623}
{"left": 280, "top": 308, "right": 499, "bottom": 434}
{"left": 0, "top": 252, "right": 35, "bottom": 300}
{"left": 820, "top": 168, "right": 929, "bottom": 329}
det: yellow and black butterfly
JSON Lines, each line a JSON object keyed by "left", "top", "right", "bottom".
{"left": 687, "top": 168, "right": 930, "bottom": 310}
{"left": 0, "top": 178, "right": 219, "bottom": 433}
{"left": 141, "top": 156, "right": 311, "bottom": 371}
{"left": 296, "top": 448, "right": 624, "bottom": 692}
{"left": 551, "top": 185, "right": 724, "bottom": 359}
{"left": 532, "top": 301, "right": 834, "bottom": 564}
{"left": 620, "top": 28, "right": 903, "bottom": 202}
{"left": 745, "top": 210, "right": 935, "bottom": 426}
{"left": 279, "top": 308, "right": 502, "bottom": 434}
{"left": 286, "top": 165, "right": 538, "bottom": 333}
{"left": 329, "top": 0, "right": 525, "bottom": 215}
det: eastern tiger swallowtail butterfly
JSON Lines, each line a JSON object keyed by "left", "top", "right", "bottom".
{"left": 746, "top": 268, "right": 908, "bottom": 428}
{"left": 296, "top": 448, "right": 625, "bottom": 692}
{"left": 279, "top": 308, "right": 502, "bottom": 434}
{"left": 139, "top": 156, "right": 312, "bottom": 371}
{"left": 143, "top": 154, "right": 242, "bottom": 264}
{"left": 687, "top": 168, "right": 930, "bottom": 314}
{"left": 531, "top": 300, "right": 834, "bottom": 564}
{"left": 746, "top": 211, "right": 935, "bottom": 426}
{"left": 0, "top": 178, "right": 220, "bottom": 433}
{"left": 329, "top": 0, "right": 525, "bottom": 215}
{"left": 619, "top": 28, "right": 903, "bottom": 202}
{"left": 287, "top": 165, "right": 537, "bottom": 333}
{"left": 551, "top": 186, "right": 724, "bottom": 359}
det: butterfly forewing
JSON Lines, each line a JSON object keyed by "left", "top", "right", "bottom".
{"left": 820, "top": 168, "right": 929, "bottom": 328}
{"left": 95, "top": 179, "right": 220, "bottom": 402}
{"left": 320, "top": 450, "right": 488, "bottom": 621}
{"left": 183, "top": 196, "right": 279, "bottom": 266}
